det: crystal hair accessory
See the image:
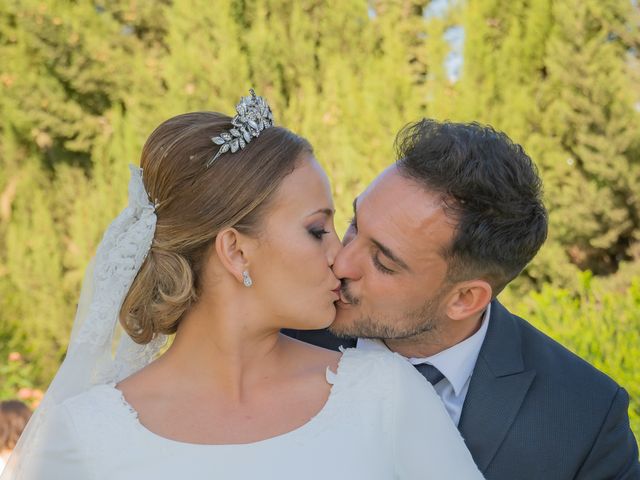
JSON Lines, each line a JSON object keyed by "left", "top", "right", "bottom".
{"left": 207, "top": 89, "right": 275, "bottom": 168}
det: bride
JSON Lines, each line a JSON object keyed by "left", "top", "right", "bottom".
{"left": 2, "top": 91, "right": 483, "bottom": 479}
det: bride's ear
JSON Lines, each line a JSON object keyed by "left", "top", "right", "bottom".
{"left": 214, "top": 227, "right": 252, "bottom": 284}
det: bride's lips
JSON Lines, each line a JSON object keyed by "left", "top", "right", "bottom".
{"left": 332, "top": 285, "right": 341, "bottom": 299}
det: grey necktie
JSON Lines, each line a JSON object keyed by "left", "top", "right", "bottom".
{"left": 415, "top": 363, "right": 445, "bottom": 386}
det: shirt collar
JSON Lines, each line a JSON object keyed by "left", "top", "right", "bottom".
{"left": 356, "top": 304, "right": 491, "bottom": 396}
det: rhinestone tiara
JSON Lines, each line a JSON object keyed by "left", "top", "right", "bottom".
{"left": 207, "top": 89, "right": 274, "bottom": 168}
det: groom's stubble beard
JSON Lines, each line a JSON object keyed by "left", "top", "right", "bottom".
{"left": 329, "top": 281, "right": 449, "bottom": 341}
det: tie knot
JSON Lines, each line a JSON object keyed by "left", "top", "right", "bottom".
{"left": 415, "top": 363, "right": 445, "bottom": 386}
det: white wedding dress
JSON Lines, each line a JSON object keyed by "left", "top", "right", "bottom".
{"left": 20, "top": 347, "right": 483, "bottom": 479}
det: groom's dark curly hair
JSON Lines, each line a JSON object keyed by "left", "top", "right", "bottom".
{"left": 395, "top": 119, "right": 548, "bottom": 295}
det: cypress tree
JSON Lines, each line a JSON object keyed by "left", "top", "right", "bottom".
{"left": 531, "top": 0, "right": 640, "bottom": 276}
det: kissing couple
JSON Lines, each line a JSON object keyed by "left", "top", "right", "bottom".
{"left": 4, "top": 90, "right": 638, "bottom": 480}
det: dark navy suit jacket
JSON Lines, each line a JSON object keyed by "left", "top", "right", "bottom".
{"left": 284, "top": 300, "right": 640, "bottom": 479}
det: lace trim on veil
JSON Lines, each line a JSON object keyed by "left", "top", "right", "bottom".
{"left": 1, "top": 165, "right": 166, "bottom": 479}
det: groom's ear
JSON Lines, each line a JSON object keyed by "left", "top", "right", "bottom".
{"left": 445, "top": 280, "right": 492, "bottom": 321}
{"left": 214, "top": 227, "right": 253, "bottom": 284}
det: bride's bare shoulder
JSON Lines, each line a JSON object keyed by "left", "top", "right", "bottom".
{"left": 114, "top": 358, "right": 170, "bottom": 409}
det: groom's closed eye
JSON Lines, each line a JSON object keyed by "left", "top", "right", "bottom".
{"left": 370, "top": 239, "right": 409, "bottom": 273}
{"left": 351, "top": 198, "right": 409, "bottom": 274}
{"left": 372, "top": 251, "right": 395, "bottom": 274}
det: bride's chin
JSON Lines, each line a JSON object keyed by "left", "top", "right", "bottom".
{"left": 281, "top": 307, "right": 336, "bottom": 331}
{"left": 312, "top": 306, "right": 337, "bottom": 330}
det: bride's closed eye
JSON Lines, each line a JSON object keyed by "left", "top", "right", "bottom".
{"left": 309, "top": 227, "right": 330, "bottom": 240}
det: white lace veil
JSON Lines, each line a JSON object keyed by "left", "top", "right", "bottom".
{"left": 1, "top": 165, "right": 167, "bottom": 479}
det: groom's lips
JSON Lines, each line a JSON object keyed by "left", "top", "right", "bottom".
{"left": 337, "top": 291, "right": 351, "bottom": 305}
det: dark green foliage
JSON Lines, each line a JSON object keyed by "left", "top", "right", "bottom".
{"left": 428, "top": 0, "right": 640, "bottom": 289}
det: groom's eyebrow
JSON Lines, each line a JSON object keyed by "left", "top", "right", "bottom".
{"left": 352, "top": 197, "right": 358, "bottom": 216}
{"left": 353, "top": 197, "right": 411, "bottom": 272}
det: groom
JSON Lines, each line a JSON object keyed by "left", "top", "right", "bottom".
{"left": 286, "top": 119, "right": 640, "bottom": 479}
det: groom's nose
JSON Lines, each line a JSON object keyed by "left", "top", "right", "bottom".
{"left": 332, "top": 234, "right": 361, "bottom": 282}
{"left": 342, "top": 226, "right": 356, "bottom": 247}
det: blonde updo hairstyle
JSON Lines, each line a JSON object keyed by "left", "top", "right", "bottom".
{"left": 120, "top": 111, "right": 313, "bottom": 344}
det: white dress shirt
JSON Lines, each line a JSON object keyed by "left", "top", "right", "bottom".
{"left": 357, "top": 304, "right": 491, "bottom": 426}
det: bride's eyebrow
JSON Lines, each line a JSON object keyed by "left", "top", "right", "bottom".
{"left": 306, "top": 208, "right": 334, "bottom": 217}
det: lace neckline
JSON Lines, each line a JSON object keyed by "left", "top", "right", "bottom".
{"left": 101, "top": 348, "right": 353, "bottom": 448}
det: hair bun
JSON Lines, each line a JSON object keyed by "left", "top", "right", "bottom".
{"left": 121, "top": 247, "right": 197, "bottom": 344}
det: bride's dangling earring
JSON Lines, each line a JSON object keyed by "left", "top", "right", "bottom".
{"left": 242, "top": 270, "right": 253, "bottom": 287}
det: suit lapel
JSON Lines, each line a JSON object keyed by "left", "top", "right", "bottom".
{"left": 458, "top": 301, "right": 536, "bottom": 473}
